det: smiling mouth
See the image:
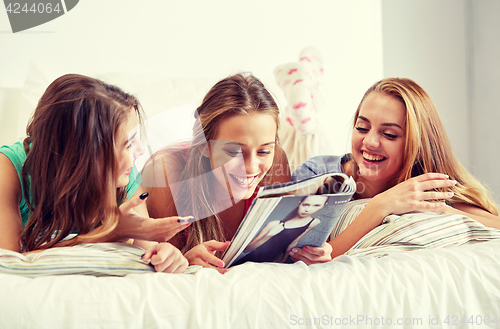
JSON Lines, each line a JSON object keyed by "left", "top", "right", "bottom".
{"left": 363, "top": 151, "right": 386, "bottom": 162}
{"left": 229, "top": 173, "right": 259, "bottom": 188}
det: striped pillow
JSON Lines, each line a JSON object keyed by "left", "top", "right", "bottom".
{"left": 0, "top": 243, "right": 156, "bottom": 277}
{"left": 331, "top": 199, "right": 500, "bottom": 258}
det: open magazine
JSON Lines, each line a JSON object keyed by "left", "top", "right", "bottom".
{"left": 222, "top": 172, "right": 356, "bottom": 267}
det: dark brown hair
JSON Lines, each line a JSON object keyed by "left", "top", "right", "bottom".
{"left": 21, "top": 73, "right": 144, "bottom": 251}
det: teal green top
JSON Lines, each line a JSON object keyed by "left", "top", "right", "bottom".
{"left": 0, "top": 141, "right": 141, "bottom": 227}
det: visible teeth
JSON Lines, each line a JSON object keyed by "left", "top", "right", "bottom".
{"left": 231, "top": 174, "right": 257, "bottom": 185}
{"left": 363, "top": 152, "right": 385, "bottom": 161}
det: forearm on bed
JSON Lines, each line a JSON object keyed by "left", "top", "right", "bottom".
{"left": 437, "top": 203, "right": 500, "bottom": 230}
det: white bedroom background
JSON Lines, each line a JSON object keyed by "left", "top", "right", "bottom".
{"left": 381, "top": 0, "right": 470, "bottom": 164}
{"left": 4, "top": 0, "right": 498, "bottom": 201}
{"left": 0, "top": 0, "right": 383, "bottom": 157}
{"left": 468, "top": 0, "right": 500, "bottom": 202}
{"left": 381, "top": 0, "right": 500, "bottom": 201}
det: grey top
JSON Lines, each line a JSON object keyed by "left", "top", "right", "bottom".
{"left": 292, "top": 154, "right": 350, "bottom": 181}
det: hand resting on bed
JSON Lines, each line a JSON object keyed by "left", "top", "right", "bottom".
{"left": 183, "top": 240, "right": 230, "bottom": 274}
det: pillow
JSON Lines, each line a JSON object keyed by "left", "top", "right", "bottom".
{"left": 330, "top": 198, "right": 370, "bottom": 239}
{"left": 0, "top": 242, "right": 199, "bottom": 277}
{"left": 331, "top": 199, "right": 500, "bottom": 258}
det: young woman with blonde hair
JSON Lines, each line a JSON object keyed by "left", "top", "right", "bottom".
{"left": 142, "top": 73, "right": 333, "bottom": 272}
{"left": 292, "top": 77, "right": 500, "bottom": 260}
{"left": 0, "top": 74, "right": 190, "bottom": 273}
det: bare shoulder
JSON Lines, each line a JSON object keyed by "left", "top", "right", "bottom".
{"left": 141, "top": 150, "right": 186, "bottom": 188}
{"left": 0, "top": 153, "right": 24, "bottom": 251}
{"left": 311, "top": 218, "right": 321, "bottom": 226}
{"left": 0, "top": 153, "right": 21, "bottom": 200}
{"left": 141, "top": 151, "right": 186, "bottom": 219}
{"left": 265, "top": 220, "right": 282, "bottom": 228}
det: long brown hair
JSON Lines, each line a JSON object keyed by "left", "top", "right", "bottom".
{"left": 173, "top": 73, "right": 281, "bottom": 252}
{"left": 350, "top": 77, "right": 498, "bottom": 215}
{"left": 21, "top": 73, "right": 144, "bottom": 251}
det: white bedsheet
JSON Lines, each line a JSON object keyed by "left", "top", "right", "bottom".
{"left": 1, "top": 240, "right": 499, "bottom": 329}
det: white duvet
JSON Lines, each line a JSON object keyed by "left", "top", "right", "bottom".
{"left": 1, "top": 239, "right": 500, "bottom": 329}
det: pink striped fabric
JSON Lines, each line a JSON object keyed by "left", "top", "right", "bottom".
{"left": 331, "top": 199, "right": 500, "bottom": 258}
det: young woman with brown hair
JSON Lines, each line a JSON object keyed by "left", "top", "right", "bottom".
{"left": 142, "top": 73, "right": 333, "bottom": 272}
{"left": 0, "top": 74, "right": 190, "bottom": 273}
{"left": 292, "top": 77, "right": 500, "bottom": 261}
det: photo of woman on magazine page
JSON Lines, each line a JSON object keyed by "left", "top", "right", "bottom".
{"left": 232, "top": 195, "right": 332, "bottom": 265}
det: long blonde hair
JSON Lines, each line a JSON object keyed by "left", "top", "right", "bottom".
{"left": 175, "top": 73, "right": 281, "bottom": 252}
{"left": 351, "top": 77, "right": 498, "bottom": 215}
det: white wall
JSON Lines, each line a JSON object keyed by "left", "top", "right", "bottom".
{"left": 469, "top": 0, "right": 500, "bottom": 201}
{"left": 2, "top": 1, "right": 498, "bottom": 200}
{"left": 381, "top": 0, "right": 470, "bottom": 164}
{"left": 381, "top": 0, "right": 500, "bottom": 201}
{"left": 0, "top": 0, "right": 384, "bottom": 155}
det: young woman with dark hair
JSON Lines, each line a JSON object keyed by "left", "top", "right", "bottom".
{"left": 0, "top": 74, "right": 190, "bottom": 273}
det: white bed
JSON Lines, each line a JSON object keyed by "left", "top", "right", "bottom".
{"left": 2, "top": 198, "right": 500, "bottom": 329}
{"left": 1, "top": 68, "right": 500, "bottom": 329}
{"left": 1, "top": 239, "right": 500, "bottom": 328}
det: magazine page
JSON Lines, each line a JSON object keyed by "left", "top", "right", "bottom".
{"left": 222, "top": 197, "right": 283, "bottom": 264}
{"left": 295, "top": 193, "right": 352, "bottom": 248}
{"left": 224, "top": 173, "right": 356, "bottom": 267}
{"left": 227, "top": 192, "right": 352, "bottom": 267}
